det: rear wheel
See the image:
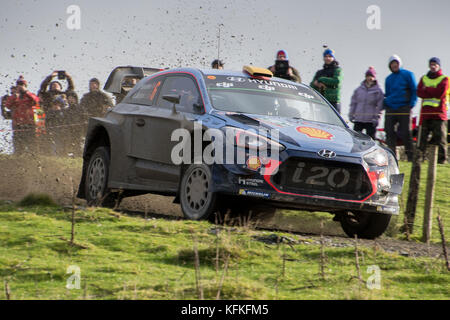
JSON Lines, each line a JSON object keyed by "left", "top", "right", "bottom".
{"left": 84, "top": 146, "right": 118, "bottom": 207}
{"left": 180, "top": 164, "right": 217, "bottom": 220}
{"left": 339, "top": 211, "right": 392, "bottom": 239}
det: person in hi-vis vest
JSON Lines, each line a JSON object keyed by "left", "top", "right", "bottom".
{"left": 417, "top": 57, "right": 448, "bottom": 164}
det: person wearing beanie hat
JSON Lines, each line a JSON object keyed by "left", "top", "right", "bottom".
{"left": 417, "top": 57, "right": 448, "bottom": 164}
{"left": 38, "top": 70, "right": 75, "bottom": 113}
{"left": 4, "top": 75, "right": 40, "bottom": 154}
{"left": 384, "top": 54, "right": 417, "bottom": 161}
{"left": 348, "top": 67, "right": 384, "bottom": 139}
{"left": 268, "top": 49, "right": 301, "bottom": 83}
{"left": 429, "top": 57, "right": 441, "bottom": 66}
{"left": 323, "top": 48, "right": 335, "bottom": 59}
{"left": 310, "top": 48, "right": 343, "bottom": 113}
{"left": 37, "top": 70, "right": 76, "bottom": 154}
{"left": 211, "top": 59, "right": 224, "bottom": 69}
{"left": 79, "top": 77, "right": 114, "bottom": 120}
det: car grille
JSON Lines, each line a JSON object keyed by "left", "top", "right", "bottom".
{"left": 272, "top": 157, "right": 372, "bottom": 201}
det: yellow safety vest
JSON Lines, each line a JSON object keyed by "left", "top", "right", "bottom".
{"left": 421, "top": 74, "right": 447, "bottom": 107}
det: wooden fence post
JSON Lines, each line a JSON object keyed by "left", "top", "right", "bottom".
{"left": 437, "top": 211, "right": 450, "bottom": 271}
{"left": 422, "top": 145, "right": 438, "bottom": 243}
{"left": 404, "top": 126, "right": 423, "bottom": 234}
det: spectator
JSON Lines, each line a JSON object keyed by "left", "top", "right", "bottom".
{"left": 46, "top": 95, "right": 68, "bottom": 155}
{"left": 114, "top": 76, "right": 138, "bottom": 104}
{"left": 310, "top": 48, "right": 343, "bottom": 113}
{"left": 65, "top": 91, "right": 85, "bottom": 155}
{"left": 384, "top": 54, "right": 417, "bottom": 161}
{"left": 211, "top": 59, "right": 224, "bottom": 70}
{"left": 4, "top": 76, "right": 40, "bottom": 154}
{"left": 417, "top": 57, "right": 448, "bottom": 164}
{"left": 268, "top": 50, "right": 301, "bottom": 83}
{"left": 349, "top": 67, "right": 384, "bottom": 139}
{"left": 1, "top": 86, "right": 16, "bottom": 119}
{"left": 38, "top": 71, "right": 75, "bottom": 113}
{"left": 79, "top": 78, "right": 114, "bottom": 119}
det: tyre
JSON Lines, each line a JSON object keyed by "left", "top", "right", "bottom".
{"left": 84, "top": 146, "right": 117, "bottom": 208}
{"left": 339, "top": 211, "right": 392, "bottom": 239}
{"left": 180, "top": 164, "right": 218, "bottom": 220}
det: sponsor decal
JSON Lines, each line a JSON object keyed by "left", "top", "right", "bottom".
{"left": 258, "top": 84, "right": 275, "bottom": 91}
{"left": 216, "top": 82, "right": 234, "bottom": 88}
{"left": 239, "top": 189, "right": 270, "bottom": 198}
{"left": 226, "top": 76, "right": 247, "bottom": 82}
{"left": 246, "top": 156, "right": 262, "bottom": 171}
{"left": 238, "top": 177, "right": 264, "bottom": 187}
{"left": 296, "top": 126, "right": 333, "bottom": 140}
{"left": 298, "top": 92, "right": 315, "bottom": 99}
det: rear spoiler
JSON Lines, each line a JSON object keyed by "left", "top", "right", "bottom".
{"left": 103, "top": 66, "right": 165, "bottom": 94}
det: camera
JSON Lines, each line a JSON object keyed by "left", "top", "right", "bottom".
{"left": 57, "top": 71, "right": 66, "bottom": 80}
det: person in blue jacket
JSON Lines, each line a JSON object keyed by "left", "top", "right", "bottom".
{"left": 384, "top": 54, "right": 417, "bottom": 161}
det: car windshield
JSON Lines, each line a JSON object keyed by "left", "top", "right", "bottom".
{"left": 205, "top": 75, "right": 345, "bottom": 127}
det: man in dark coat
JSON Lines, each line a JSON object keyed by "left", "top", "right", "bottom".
{"left": 79, "top": 78, "right": 114, "bottom": 119}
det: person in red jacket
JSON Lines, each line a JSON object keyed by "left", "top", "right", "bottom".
{"left": 4, "top": 76, "right": 40, "bottom": 155}
{"left": 417, "top": 57, "right": 448, "bottom": 164}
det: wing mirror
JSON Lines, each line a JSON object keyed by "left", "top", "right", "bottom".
{"left": 163, "top": 94, "right": 180, "bottom": 114}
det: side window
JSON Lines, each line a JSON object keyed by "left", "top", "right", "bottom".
{"left": 157, "top": 76, "right": 202, "bottom": 113}
{"left": 130, "top": 77, "right": 163, "bottom": 106}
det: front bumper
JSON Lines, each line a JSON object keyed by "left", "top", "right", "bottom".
{"left": 211, "top": 150, "right": 403, "bottom": 215}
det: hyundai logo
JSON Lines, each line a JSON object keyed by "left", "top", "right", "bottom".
{"left": 318, "top": 149, "right": 337, "bottom": 159}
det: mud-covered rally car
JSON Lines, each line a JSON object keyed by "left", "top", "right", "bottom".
{"left": 77, "top": 66, "right": 404, "bottom": 239}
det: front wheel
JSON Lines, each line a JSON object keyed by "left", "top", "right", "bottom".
{"left": 339, "top": 211, "right": 392, "bottom": 239}
{"left": 180, "top": 164, "right": 218, "bottom": 220}
{"left": 84, "top": 146, "right": 118, "bottom": 207}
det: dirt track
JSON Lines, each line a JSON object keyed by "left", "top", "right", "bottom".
{"left": 0, "top": 155, "right": 445, "bottom": 260}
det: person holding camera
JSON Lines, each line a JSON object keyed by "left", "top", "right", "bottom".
{"left": 310, "top": 48, "right": 343, "bottom": 113}
{"left": 211, "top": 59, "right": 224, "bottom": 70}
{"left": 268, "top": 50, "right": 301, "bottom": 83}
{"left": 38, "top": 71, "right": 76, "bottom": 113}
{"left": 4, "top": 76, "right": 40, "bottom": 154}
{"left": 1, "top": 86, "right": 17, "bottom": 120}
{"left": 38, "top": 71, "right": 77, "bottom": 153}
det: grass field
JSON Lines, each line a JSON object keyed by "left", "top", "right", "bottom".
{"left": 0, "top": 158, "right": 448, "bottom": 300}
{"left": 0, "top": 201, "right": 448, "bottom": 300}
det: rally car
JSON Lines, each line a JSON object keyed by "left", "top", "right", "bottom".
{"left": 77, "top": 66, "right": 404, "bottom": 239}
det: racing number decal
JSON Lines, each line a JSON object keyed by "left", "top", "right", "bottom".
{"left": 305, "top": 167, "right": 329, "bottom": 186}
{"left": 327, "top": 168, "right": 350, "bottom": 188}
{"left": 292, "top": 162, "right": 350, "bottom": 188}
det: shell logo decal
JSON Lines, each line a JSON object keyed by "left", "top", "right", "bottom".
{"left": 246, "top": 156, "right": 262, "bottom": 171}
{"left": 296, "top": 126, "right": 334, "bottom": 140}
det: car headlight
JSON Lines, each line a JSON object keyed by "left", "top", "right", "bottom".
{"left": 364, "top": 148, "right": 388, "bottom": 167}
{"left": 223, "top": 126, "right": 285, "bottom": 151}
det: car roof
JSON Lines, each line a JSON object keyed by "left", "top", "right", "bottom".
{"left": 147, "top": 67, "right": 310, "bottom": 89}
